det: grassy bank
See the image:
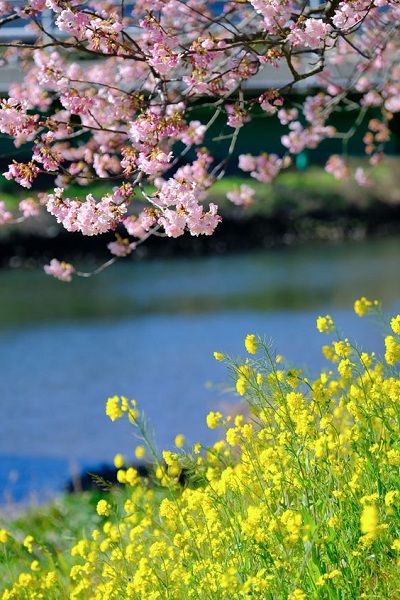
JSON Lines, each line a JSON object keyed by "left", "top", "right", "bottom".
{"left": 2, "top": 159, "right": 400, "bottom": 216}
{"left": 1, "top": 161, "right": 400, "bottom": 267}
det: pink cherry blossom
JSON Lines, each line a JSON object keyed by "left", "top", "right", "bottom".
{"left": 107, "top": 236, "right": 137, "bottom": 257}
{"left": 0, "top": 99, "right": 39, "bottom": 139}
{"left": 239, "top": 153, "right": 284, "bottom": 183}
{"left": 0, "top": 0, "right": 398, "bottom": 278}
{"left": 60, "top": 91, "right": 95, "bottom": 115}
{"left": 288, "top": 20, "right": 332, "bottom": 49}
{"left": 44, "top": 259, "right": 75, "bottom": 282}
{"left": 4, "top": 161, "right": 39, "bottom": 188}
{"left": 148, "top": 43, "right": 179, "bottom": 75}
{"left": 325, "top": 155, "right": 349, "bottom": 180}
{"left": 138, "top": 150, "right": 173, "bottom": 176}
{"left": 226, "top": 104, "right": 249, "bottom": 129}
{"left": 0, "top": 201, "right": 12, "bottom": 225}
{"left": 55, "top": 9, "right": 89, "bottom": 39}
{"left": 46, "top": 188, "right": 128, "bottom": 236}
{"left": 354, "top": 167, "right": 372, "bottom": 187}
{"left": 19, "top": 198, "right": 40, "bottom": 218}
{"left": 124, "top": 210, "right": 157, "bottom": 239}
{"left": 158, "top": 209, "right": 187, "bottom": 238}
{"left": 227, "top": 185, "right": 255, "bottom": 207}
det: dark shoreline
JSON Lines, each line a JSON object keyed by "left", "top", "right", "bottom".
{"left": 1, "top": 202, "right": 400, "bottom": 267}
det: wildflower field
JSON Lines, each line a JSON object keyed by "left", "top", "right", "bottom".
{"left": 1, "top": 300, "right": 400, "bottom": 600}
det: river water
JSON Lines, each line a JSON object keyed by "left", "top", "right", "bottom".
{"left": 0, "top": 236, "right": 399, "bottom": 503}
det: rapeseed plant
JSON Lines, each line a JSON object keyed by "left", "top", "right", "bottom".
{"left": 1, "top": 300, "right": 400, "bottom": 599}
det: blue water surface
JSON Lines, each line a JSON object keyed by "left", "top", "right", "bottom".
{"left": 0, "top": 237, "right": 399, "bottom": 503}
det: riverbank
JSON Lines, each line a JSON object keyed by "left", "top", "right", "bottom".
{"left": 1, "top": 164, "right": 400, "bottom": 266}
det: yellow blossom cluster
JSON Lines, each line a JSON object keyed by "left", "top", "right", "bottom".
{"left": 353, "top": 297, "right": 380, "bottom": 317}
{"left": 105, "top": 395, "right": 138, "bottom": 423}
{"left": 2, "top": 305, "right": 400, "bottom": 599}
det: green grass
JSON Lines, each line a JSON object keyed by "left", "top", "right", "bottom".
{"left": 0, "top": 491, "right": 102, "bottom": 586}
{"left": 2, "top": 158, "right": 400, "bottom": 217}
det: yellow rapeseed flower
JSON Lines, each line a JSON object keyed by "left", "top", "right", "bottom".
{"left": 316, "top": 315, "right": 335, "bottom": 334}
{"left": 236, "top": 377, "right": 247, "bottom": 396}
{"left": 392, "top": 539, "right": 400, "bottom": 552}
{"left": 23, "top": 535, "right": 34, "bottom": 553}
{"left": 385, "top": 335, "right": 400, "bottom": 365}
{"left": 43, "top": 571, "right": 57, "bottom": 588}
{"left": 30, "top": 560, "right": 40, "bottom": 572}
{"left": 96, "top": 499, "right": 111, "bottom": 517}
{"left": 175, "top": 434, "right": 185, "bottom": 449}
{"left": 213, "top": 351, "right": 224, "bottom": 361}
{"left": 354, "top": 297, "right": 379, "bottom": 317}
{"left": 244, "top": 334, "right": 257, "bottom": 354}
{"left": 289, "top": 589, "right": 307, "bottom": 600}
{"left": 206, "top": 411, "right": 222, "bottom": 429}
{"left": 0, "top": 529, "right": 8, "bottom": 543}
{"left": 391, "top": 315, "right": 400, "bottom": 334}
{"left": 193, "top": 442, "right": 201, "bottom": 454}
{"left": 384, "top": 490, "right": 398, "bottom": 507}
{"left": 135, "top": 445, "right": 146, "bottom": 459}
{"left": 338, "top": 358, "right": 353, "bottom": 379}
{"left": 360, "top": 506, "right": 377, "bottom": 534}
{"left": 113, "top": 453, "right": 124, "bottom": 469}
{"left": 105, "top": 395, "right": 123, "bottom": 421}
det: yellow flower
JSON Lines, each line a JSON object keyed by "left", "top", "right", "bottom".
{"left": 354, "top": 297, "right": 379, "bottom": 317}
{"left": 105, "top": 395, "right": 123, "bottom": 421}
{"left": 244, "top": 334, "right": 257, "bottom": 354}
{"left": 384, "top": 490, "right": 398, "bottom": 507}
{"left": 206, "top": 411, "right": 222, "bottom": 429}
{"left": 96, "top": 499, "right": 111, "bottom": 517}
{"left": 0, "top": 529, "right": 8, "bottom": 544}
{"left": 338, "top": 358, "right": 353, "bottom": 379}
{"left": 213, "top": 351, "right": 224, "bottom": 361}
{"left": 226, "top": 427, "right": 240, "bottom": 446}
{"left": 391, "top": 315, "right": 400, "bottom": 334}
{"left": 125, "top": 467, "right": 138, "bottom": 485}
{"left": 23, "top": 535, "right": 34, "bottom": 553}
{"left": 360, "top": 504, "right": 379, "bottom": 538}
{"left": 289, "top": 589, "right": 306, "bottom": 600}
{"left": 236, "top": 377, "right": 247, "bottom": 396}
{"left": 316, "top": 315, "right": 335, "bottom": 334}
{"left": 387, "top": 449, "right": 400, "bottom": 465}
{"left": 385, "top": 335, "right": 400, "bottom": 365}
{"left": 391, "top": 539, "right": 400, "bottom": 552}
{"left": 175, "top": 434, "right": 185, "bottom": 449}
{"left": 18, "top": 573, "right": 33, "bottom": 586}
{"left": 193, "top": 442, "right": 201, "bottom": 454}
{"left": 135, "top": 445, "right": 146, "bottom": 459}
{"left": 30, "top": 560, "right": 40, "bottom": 572}
{"left": 117, "top": 469, "right": 126, "bottom": 483}
{"left": 113, "top": 453, "right": 124, "bottom": 468}
{"left": 333, "top": 339, "right": 351, "bottom": 358}
{"left": 43, "top": 571, "right": 57, "bottom": 588}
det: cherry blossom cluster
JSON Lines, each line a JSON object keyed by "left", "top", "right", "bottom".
{"left": 0, "top": 197, "right": 40, "bottom": 225}
{"left": 46, "top": 187, "right": 129, "bottom": 235}
{"left": 0, "top": 0, "right": 397, "bottom": 280}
